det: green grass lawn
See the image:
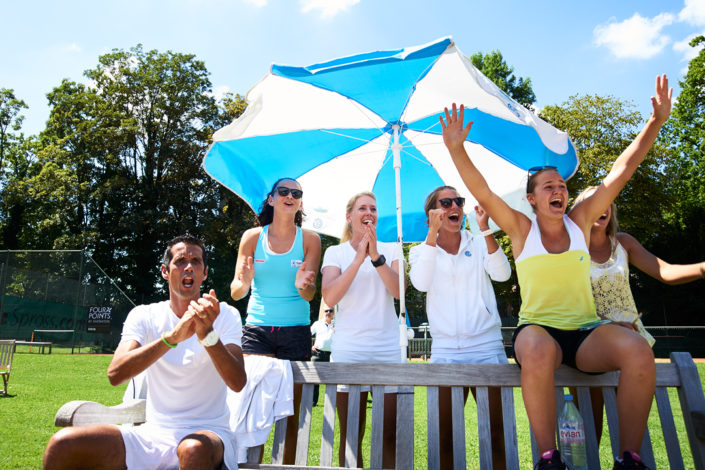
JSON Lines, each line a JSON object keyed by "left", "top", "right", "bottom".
{"left": 2, "top": 353, "right": 704, "bottom": 469}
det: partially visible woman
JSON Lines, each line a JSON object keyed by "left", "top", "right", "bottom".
{"left": 571, "top": 186, "right": 705, "bottom": 443}
{"left": 409, "top": 186, "right": 511, "bottom": 470}
{"left": 320, "top": 191, "right": 403, "bottom": 468}
{"left": 230, "top": 177, "right": 321, "bottom": 465}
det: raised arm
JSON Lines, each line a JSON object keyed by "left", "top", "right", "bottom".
{"left": 441, "top": 104, "right": 530, "bottom": 243}
{"left": 571, "top": 75, "right": 672, "bottom": 230}
{"left": 230, "top": 228, "right": 260, "bottom": 301}
{"left": 618, "top": 232, "right": 705, "bottom": 285}
{"left": 295, "top": 230, "right": 321, "bottom": 301}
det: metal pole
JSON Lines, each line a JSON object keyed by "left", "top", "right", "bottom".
{"left": 392, "top": 124, "right": 408, "bottom": 362}
{"left": 70, "top": 250, "right": 85, "bottom": 354}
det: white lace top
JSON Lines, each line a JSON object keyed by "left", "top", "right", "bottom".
{"left": 590, "top": 239, "right": 655, "bottom": 346}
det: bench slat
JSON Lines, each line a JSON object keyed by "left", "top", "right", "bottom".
{"left": 501, "top": 386, "right": 520, "bottom": 469}
{"left": 576, "top": 386, "right": 600, "bottom": 470}
{"left": 451, "top": 386, "right": 465, "bottom": 469}
{"left": 655, "top": 386, "right": 685, "bottom": 470}
{"left": 671, "top": 352, "right": 705, "bottom": 470}
{"left": 426, "top": 386, "right": 440, "bottom": 470}
{"left": 295, "top": 384, "right": 314, "bottom": 466}
{"left": 476, "top": 386, "right": 492, "bottom": 469}
{"left": 344, "top": 385, "right": 361, "bottom": 468}
{"left": 370, "top": 385, "right": 385, "bottom": 469}
{"left": 603, "top": 386, "right": 620, "bottom": 458}
{"left": 640, "top": 426, "right": 656, "bottom": 469}
{"left": 319, "top": 385, "right": 336, "bottom": 467}
{"left": 271, "top": 415, "right": 287, "bottom": 464}
{"left": 396, "top": 386, "right": 414, "bottom": 470}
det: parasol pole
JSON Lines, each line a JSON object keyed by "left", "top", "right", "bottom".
{"left": 392, "top": 124, "right": 408, "bottom": 362}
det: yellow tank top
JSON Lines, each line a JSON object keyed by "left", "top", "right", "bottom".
{"left": 516, "top": 216, "right": 599, "bottom": 330}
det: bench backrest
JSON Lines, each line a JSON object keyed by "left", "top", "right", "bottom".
{"left": 0, "top": 340, "right": 15, "bottom": 370}
{"left": 245, "top": 352, "right": 705, "bottom": 470}
{"left": 0, "top": 339, "right": 16, "bottom": 395}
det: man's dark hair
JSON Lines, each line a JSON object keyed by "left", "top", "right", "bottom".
{"left": 162, "top": 234, "right": 208, "bottom": 273}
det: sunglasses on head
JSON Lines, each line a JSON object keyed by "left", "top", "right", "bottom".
{"left": 438, "top": 197, "right": 465, "bottom": 208}
{"left": 527, "top": 165, "right": 558, "bottom": 176}
{"left": 275, "top": 187, "right": 303, "bottom": 199}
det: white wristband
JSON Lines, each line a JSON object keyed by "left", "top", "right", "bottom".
{"left": 480, "top": 228, "right": 494, "bottom": 237}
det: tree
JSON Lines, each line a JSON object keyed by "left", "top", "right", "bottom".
{"left": 470, "top": 50, "right": 536, "bottom": 108}
{"left": 0, "top": 89, "right": 27, "bottom": 172}
{"left": 32, "top": 45, "right": 231, "bottom": 303}
{"left": 539, "top": 94, "right": 671, "bottom": 245}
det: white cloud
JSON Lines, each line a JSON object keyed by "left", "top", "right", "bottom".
{"left": 300, "top": 0, "right": 359, "bottom": 18}
{"left": 674, "top": 30, "right": 705, "bottom": 72}
{"left": 209, "top": 85, "right": 232, "bottom": 101}
{"left": 243, "top": 0, "right": 267, "bottom": 6}
{"left": 593, "top": 12, "right": 675, "bottom": 59}
{"left": 679, "top": 0, "right": 705, "bottom": 26}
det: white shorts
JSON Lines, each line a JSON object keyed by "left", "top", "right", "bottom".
{"left": 331, "top": 348, "right": 402, "bottom": 393}
{"left": 120, "top": 422, "right": 238, "bottom": 470}
{"left": 430, "top": 346, "right": 508, "bottom": 365}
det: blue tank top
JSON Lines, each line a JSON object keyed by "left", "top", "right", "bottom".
{"left": 246, "top": 226, "right": 310, "bottom": 326}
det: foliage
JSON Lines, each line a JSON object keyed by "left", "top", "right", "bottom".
{"left": 470, "top": 50, "right": 536, "bottom": 108}
{"left": 539, "top": 94, "right": 672, "bottom": 245}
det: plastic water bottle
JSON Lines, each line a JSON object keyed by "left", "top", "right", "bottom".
{"left": 558, "top": 394, "right": 587, "bottom": 470}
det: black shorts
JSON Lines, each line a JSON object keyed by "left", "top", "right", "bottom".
{"left": 512, "top": 323, "right": 601, "bottom": 373}
{"left": 241, "top": 324, "right": 311, "bottom": 361}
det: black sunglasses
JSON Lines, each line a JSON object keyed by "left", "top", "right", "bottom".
{"left": 324, "top": 309, "right": 334, "bottom": 313}
{"left": 438, "top": 197, "right": 465, "bottom": 208}
{"left": 275, "top": 187, "right": 303, "bottom": 199}
{"left": 527, "top": 165, "right": 558, "bottom": 176}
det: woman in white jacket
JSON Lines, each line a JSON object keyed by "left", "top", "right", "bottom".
{"left": 409, "top": 185, "right": 511, "bottom": 470}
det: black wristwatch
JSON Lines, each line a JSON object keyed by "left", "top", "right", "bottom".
{"left": 371, "top": 254, "right": 386, "bottom": 267}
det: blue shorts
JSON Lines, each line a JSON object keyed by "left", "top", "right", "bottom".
{"left": 512, "top": 323, "right": 601, "bottom": 373}
{"left": 241, "top": 324, "right": 311, "bottom": 361}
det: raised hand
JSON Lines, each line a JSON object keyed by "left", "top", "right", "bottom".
{"left": 474, "top": 205, "right": 490, "bottom": 229}
{"left": 190, "top": 289, "right": 221, "bottom": 340}
{"left": 440, "top": 103, "right": 473, "bottom": 151}
{"left": 651, "top": 74, "right": 672, "bottom": 124}
{"left": 353, "top": 232, "right": 370, "bottom": 265}
{"left": 366, "top": 223, "right": 380, "bottom": 261}
{"left": 295, "top": 261, "right": 316, "bottom": 290}
{"left": 428, "top": 208, "right": 444, "bottom": 235}
{"left": 239, "top": 256, "right": 254, "bottom": 284}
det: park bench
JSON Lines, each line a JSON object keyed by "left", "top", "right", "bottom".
{"left": 55, "top": 351, "right": 705, "bottom": 469}
{"left": 13, "top": 340, "right": 52, "bottom": 354}
{"left": 0, "top": 339, "right": 16, "bottom": 395}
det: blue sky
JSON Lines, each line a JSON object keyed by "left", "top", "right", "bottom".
{"left": 3, "top": 0, "right": 705, "bottom": 136}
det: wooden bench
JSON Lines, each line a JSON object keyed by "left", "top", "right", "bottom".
{"left": 14, "top": 340, "right": 52, "bottom": 354}
{"left": 0, "top": 339, "right": 16, "bottom": 395}
{"left": 55, "top": 351, "right": 705, "bottom": 469}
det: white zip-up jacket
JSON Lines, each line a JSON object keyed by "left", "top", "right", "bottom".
{"left": 409, "top": 230, "right": 511, "bottom": 351}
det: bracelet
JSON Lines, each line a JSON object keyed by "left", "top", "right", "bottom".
{"left": 480, "top": 228, "right": 494, "bottom": 237}
{"left": 161, "top": 333, "right": 177, "bottom": 348}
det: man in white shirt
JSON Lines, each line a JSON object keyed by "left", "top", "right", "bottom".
{"left": 43, "top": 234, "right": 247, "bottom": 470}
{"left": 310, "top": 305, "right": 334, "bottom": 405}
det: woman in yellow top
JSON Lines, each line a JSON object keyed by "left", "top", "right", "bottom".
{"left": 440, "top": 75, "right": 672, "bottom": 470}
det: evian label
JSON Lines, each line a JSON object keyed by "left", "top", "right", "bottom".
{"left": 560, "top": 424, "right": 584, "bottom": 443}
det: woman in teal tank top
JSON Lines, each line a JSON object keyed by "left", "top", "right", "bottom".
{"left": 230, "top": 177, "right": 321, "bottom": 465}
{"left": 440, "top": 75, "right": 672, "bottom": 470}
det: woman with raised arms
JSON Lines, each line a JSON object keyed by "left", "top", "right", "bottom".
{"left": 439, "top": 75, "right": 671, "bottom": 470}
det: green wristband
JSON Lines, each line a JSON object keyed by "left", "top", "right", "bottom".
{"left": 161, "top": 333, "right": 177, "bottom": 348}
